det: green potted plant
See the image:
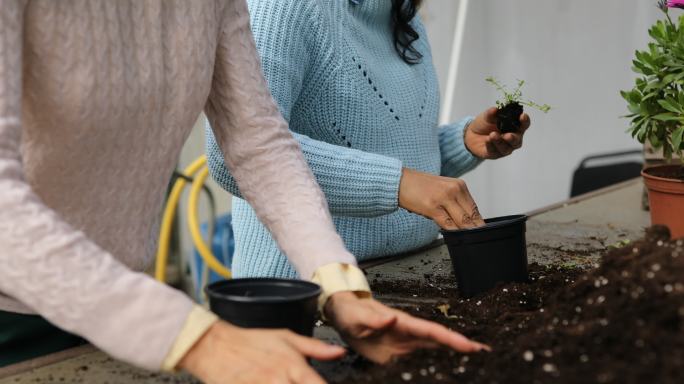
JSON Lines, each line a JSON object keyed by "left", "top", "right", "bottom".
{"left": 621, "top": 0, "right": 684, "bottom": 238}
{"left": 486, "top": 77, "right": 551, "bottom": 133}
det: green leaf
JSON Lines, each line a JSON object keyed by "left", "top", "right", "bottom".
{"left": 638, "top": 126, "right": 648, "bottom": 141}
{"left": 662, "top": 73, "right": 677, "bottom": 84}
{"left": 657, "top": 99, "right": 683, "bottom": 113}
{"left": 632, "top": 61, "right": 653, "bottom": 76}
{"left": 673, "top": 126, "right": 684, "bottom": 150}
{"left": 653, "top": 113, "right": 683, "bottom": 122}
{"left": 641, "top": 92, "right": 659, "bottom": 103}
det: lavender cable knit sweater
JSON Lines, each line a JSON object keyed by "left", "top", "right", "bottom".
{"left": 206, "top": 0, "right": 482, "bottom": 278}
{"left": 0, "top": 0, "right": 356, "bottom": 370}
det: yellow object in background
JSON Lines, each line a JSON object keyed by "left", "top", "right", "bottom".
{"left": 155, "top": 156, "right": 231, "bottom": 283}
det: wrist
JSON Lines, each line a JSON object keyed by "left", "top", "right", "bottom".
{"left": 163, "top": 305, "right": 219, "bottom": 372}
{"left": 462, "top": 120, "right": 479, "bottom": 158}
{"left": 178, "top": 321, "right": 222, "bottom": 372}
{"left": 311, "top": 263, "right": 371, "bottom": 318}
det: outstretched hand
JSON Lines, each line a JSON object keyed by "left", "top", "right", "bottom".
{"left": 325, "top": 292, "right": 490, "bottom": 364}
{"left": 179, "top": 322, "right": 345, "bottom": 384}
{"left": 464, "top": 107, "right": 531, "bottom": 159}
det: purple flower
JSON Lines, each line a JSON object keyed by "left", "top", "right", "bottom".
{"left": 668, "top": 0, "right": 684, "bottom": 8}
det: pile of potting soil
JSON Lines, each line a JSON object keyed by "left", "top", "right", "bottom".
{"left": 331, "top": 226, "right": 684, "bottom": 384}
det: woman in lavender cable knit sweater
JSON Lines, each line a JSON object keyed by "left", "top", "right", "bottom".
{"left": 207, "top": 0, "right": 532, "bottom": 278}
{"left": 1, "top": 0, "right": 495, "bottom": 380}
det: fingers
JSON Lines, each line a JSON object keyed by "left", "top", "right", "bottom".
{"left": 434, "top": 207, "right": 460, "bottom": 231}
{"left": 501, "top": 132, "right": 523, "bottom": 149}
{"left": 441, "top": 201, "right": 477, "bottom": 230}
{"left": 394, "top": 313, "right": 491, "bottom": 353}
{"left": 487, "top": 132, "right": 514, "bottom": 158}
{"left": 286, "top": 359, "right": 327, "bottom": 384}
{"left": 520, "top": 112, "right": 531, "bottom": 132}
{"left": 449, "top": 179, "right": 485, "bottom": 227}
{"left": 434, "top": 179, "right": 484, "bottom": 230}
{"left": 284, "top": 331, "right": 346, "bottom": 361}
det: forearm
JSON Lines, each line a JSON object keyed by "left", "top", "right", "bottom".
{"left": 206, "top": 124, "right": 402, "bottom": 217}
{"left": 439, "top": 117, "right": 484, "bottom": 178}
{"left": 0, "top": 157, "right": 195, "bottom": 370}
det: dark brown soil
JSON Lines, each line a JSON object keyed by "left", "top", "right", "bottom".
{"left": 331, "top": 226, "right": 684, "bottom": 384}
{"left": 644, "top": 164, "right": 684, "bottom": 181}
{"left": 496, "top": 102, "right": 523, "bottom": 134}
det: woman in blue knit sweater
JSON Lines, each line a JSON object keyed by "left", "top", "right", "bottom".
{"left": 206, "top": 0, "right": 531, "bottom": 279}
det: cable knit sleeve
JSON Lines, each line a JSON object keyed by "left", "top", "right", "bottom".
{"left": 439, "top": 117, "right": 483, "bottom": 178}
{"left": 206, "top": 0, "right": 402, "bottom": 218}
{"left": 0, "top": 1, "right": 195, "bottom": 371}
{"left": 204, "top": 0, "right": 357, "bottom": 279}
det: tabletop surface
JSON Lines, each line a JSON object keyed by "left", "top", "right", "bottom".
{"left": 0, "top": 179, "right": 651, "bottom": 383}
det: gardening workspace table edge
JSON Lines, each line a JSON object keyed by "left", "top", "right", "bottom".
{"left": 0, "top": 178, "right": 651, "bottom": 383}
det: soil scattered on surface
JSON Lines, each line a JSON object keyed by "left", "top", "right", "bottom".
{"left": 330, "top": 226, "right": 684, "bottom": 384}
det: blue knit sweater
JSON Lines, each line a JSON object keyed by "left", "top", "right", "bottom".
{"left": 206, "top": 0, "right": 482, "bottom": 279}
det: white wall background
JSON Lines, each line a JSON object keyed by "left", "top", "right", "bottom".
{"left": 421, "top": 0, "right": 661, "bottom": 217}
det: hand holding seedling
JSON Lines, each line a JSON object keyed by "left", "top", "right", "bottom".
{"left": 476, "top": 77, "right": 550, "bottom": 155}
{"left": 464, "top": 107, "right": 531, "bottom": 159}
{"left": 325, "top": 292, "right": 490, "bottom": 364}
{"left": 399, "top": 168, "right": 485, "bottom": 230}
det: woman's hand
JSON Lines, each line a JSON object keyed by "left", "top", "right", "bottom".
{"left": 464, "top": 107, "right": 531, "bottom": 159}
{"left": 398, "top": 168, "right": 484, "bottom": 230}
{"left": 179, "top": 321, "right": 345, "bottom": 384}
{"left": 325, "top": 292, "right": 490, "bottom": 364}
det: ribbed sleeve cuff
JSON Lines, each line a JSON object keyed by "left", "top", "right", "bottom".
{"left": 439, "top": 117, "right": 484, "bottom": 178}
{"left": 161, "top": 305, "right": 219, "bottom": 372}
{"left": 311, "top": 263, "right": 371, "bottom": 318}
{"left": 296, "top": 134, "right": 403, "bottom": 217}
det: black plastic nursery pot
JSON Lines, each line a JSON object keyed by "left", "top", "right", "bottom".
{"left": 441, "top": 215, "right": 529, "bottom": 298}
{"left": 205, "top": 278, "right": 321, "bottom": 337}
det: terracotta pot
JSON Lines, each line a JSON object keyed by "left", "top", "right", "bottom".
{"left": 642, "top": 165, "right": 684, "bottom": 239}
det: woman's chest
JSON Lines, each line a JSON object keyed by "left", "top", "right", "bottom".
{"left": 293, "top": 20, "right": 442, "bottom": 164}
{"left": 21, "top": 0, "right": 219, "bottom": 126}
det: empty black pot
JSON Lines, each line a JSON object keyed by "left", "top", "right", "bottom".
{"left": 205, "top": 278, "right": 321, "bottom": 337}
{"left": 441, "top": 215, "right": 529, "bottom": 298}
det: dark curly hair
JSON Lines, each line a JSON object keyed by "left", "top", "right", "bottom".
{"left": 391, "top": 0, "right": 424, "bottom": 65}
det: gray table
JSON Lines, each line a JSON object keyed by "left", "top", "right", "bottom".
{"left": 0, "top": 179, "right": 650, "bottom": 383}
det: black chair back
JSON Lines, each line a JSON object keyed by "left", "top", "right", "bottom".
{"left": 570, "top": 150, "right": 643, "bottom": 197}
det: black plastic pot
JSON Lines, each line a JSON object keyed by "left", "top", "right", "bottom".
{"left": 205, "top": 278, "right": 321, "bottom": 337}
{"left": 441, "top": 215, "right": 529, "bottom": 298}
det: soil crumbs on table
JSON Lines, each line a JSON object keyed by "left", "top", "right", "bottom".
{"left": 331, "top": 226, "right": 684, "bottom": 384}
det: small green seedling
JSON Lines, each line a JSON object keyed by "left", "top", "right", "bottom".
{"left": 486, "top": 77, "right": 551, "bottom": 133}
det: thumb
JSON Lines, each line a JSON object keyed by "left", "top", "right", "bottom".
{"left": 484, "top": 107, "right": 499, "bottom": 125}
{"left": 285, "top": 333, "right": 346, "bottom": 361}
